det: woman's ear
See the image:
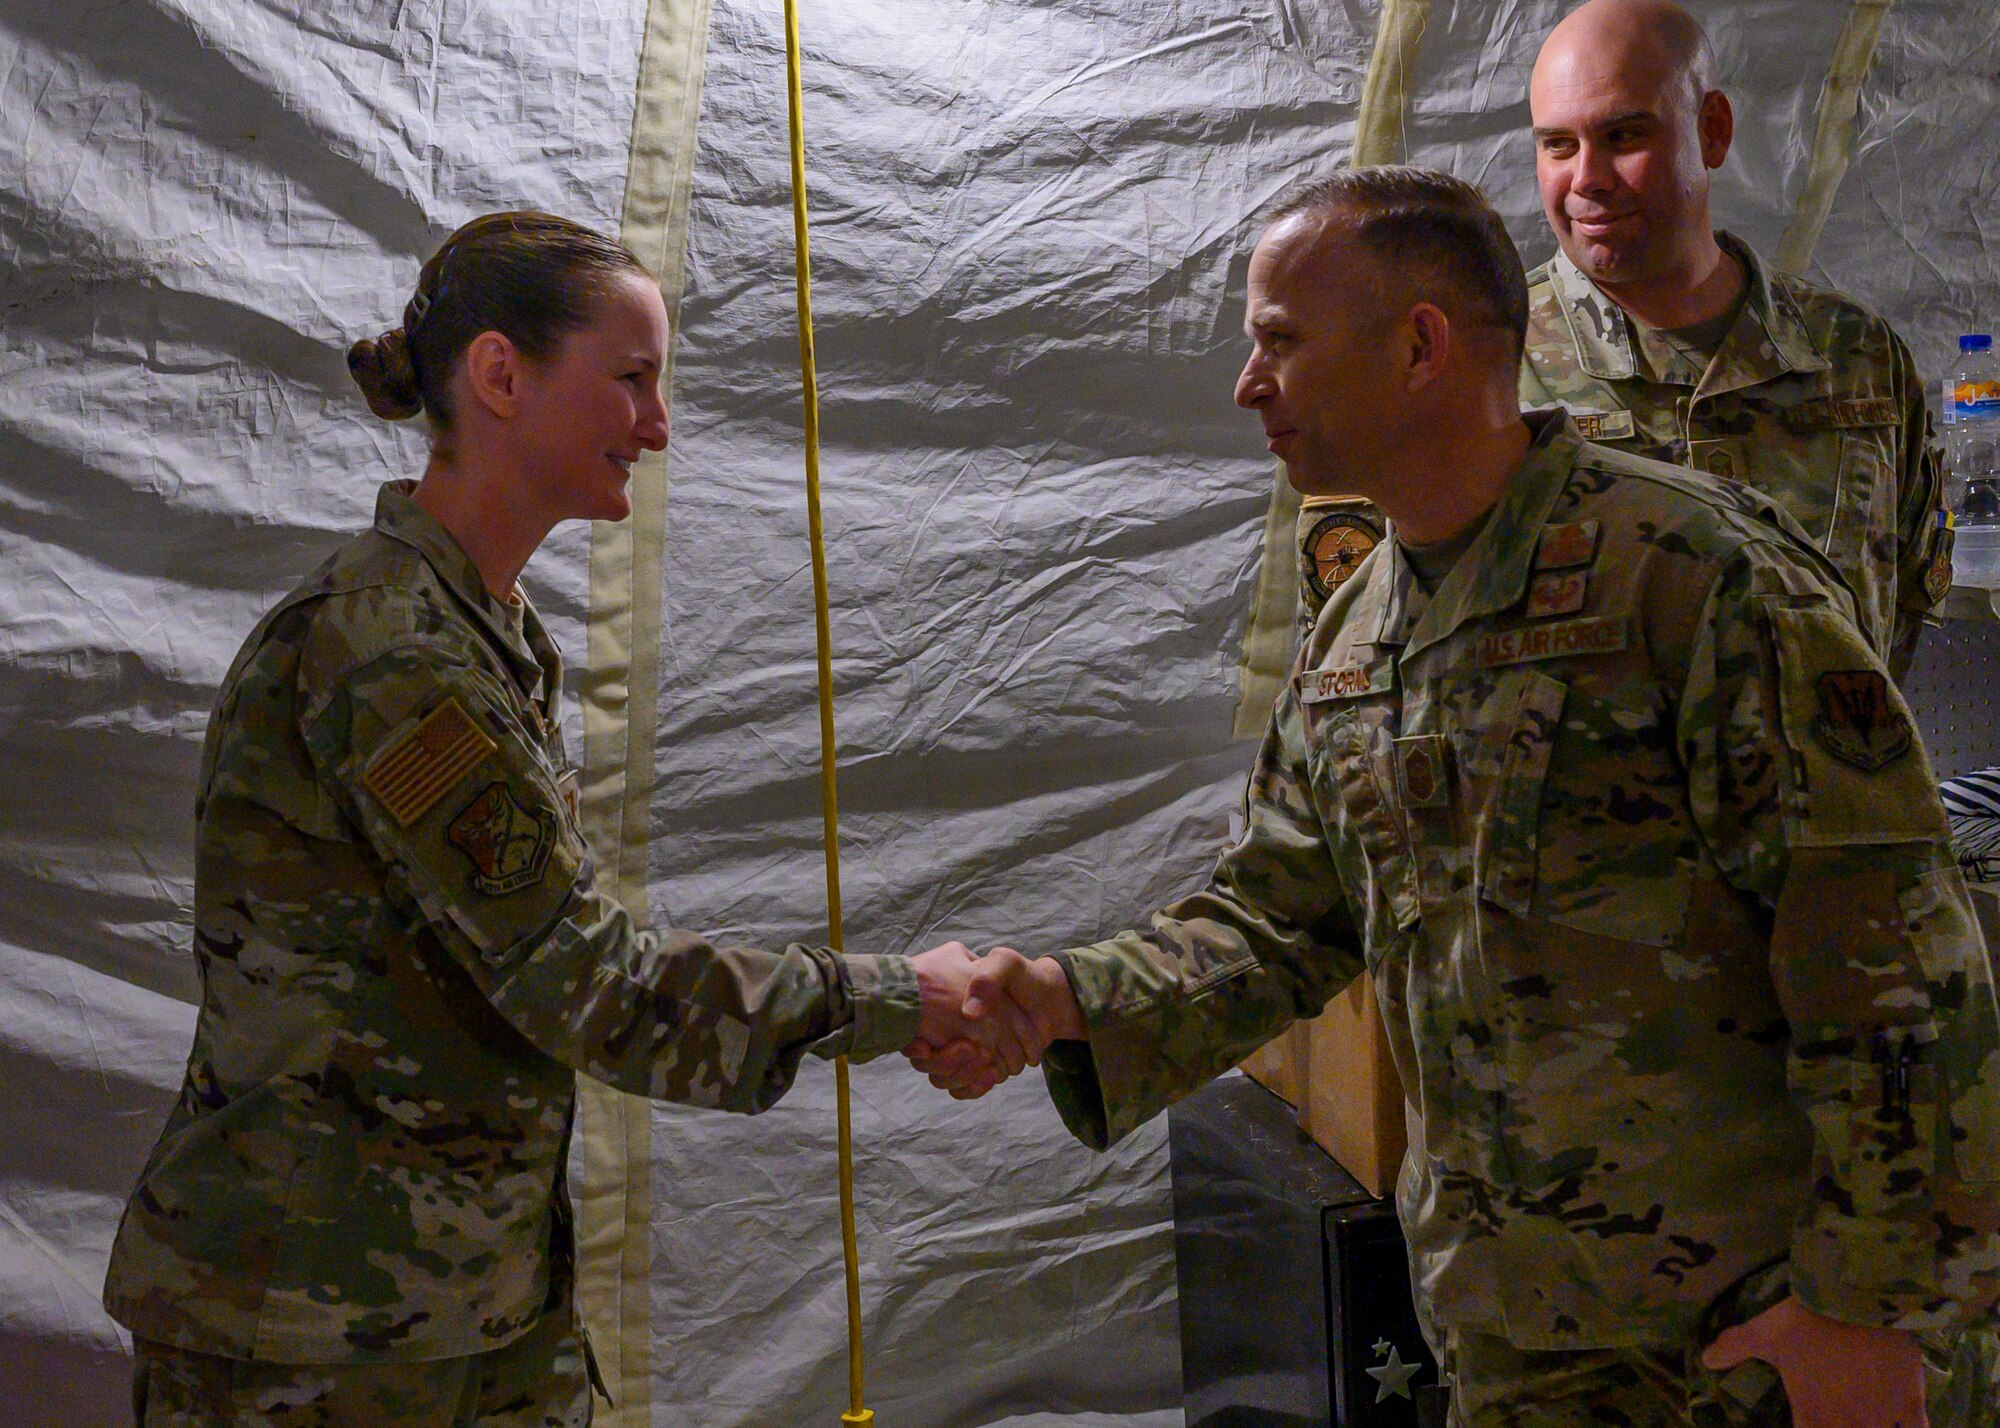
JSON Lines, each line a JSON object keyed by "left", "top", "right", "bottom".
{"left": 460, "top": 330, "right": 526, "bottom": 419}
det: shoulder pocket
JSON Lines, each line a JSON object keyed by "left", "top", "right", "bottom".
{"left": 1761, "top": 603, "right": 1943, "bottom": 846}
{"left": 342, "top": 678, "right": 585, "bottom": 968}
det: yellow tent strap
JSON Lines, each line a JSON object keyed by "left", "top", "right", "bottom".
{"left": 780, "top": 1, "right": 874, "bottom": 1424}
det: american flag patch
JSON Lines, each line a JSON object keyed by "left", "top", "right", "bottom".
{"left": 362, "top": 698, "right": 497, "bottom": 827}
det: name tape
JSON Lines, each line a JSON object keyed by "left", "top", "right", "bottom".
{"left": 1300, "top": 661, "right": 1391, "bottom": 704}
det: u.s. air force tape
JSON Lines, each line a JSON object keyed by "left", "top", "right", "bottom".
{"left": 1476, "top": 615, "right": 1627, "bottom": 668}
{"left": 362, "top": 698, "right": 498, "bottom": 827}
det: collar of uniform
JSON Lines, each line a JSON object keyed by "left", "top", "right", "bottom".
{"left": 1357, "top": 536, "right": 1416, "bottom": 649}
{"left": 1548, "top": 232, "right": 1827, "bottom": 390}
{"left": 1549, "top": 246, "right": 1640, "bottom": 381}
{"left": 1396, "top": 410, "right": 1578, "bottom": 664}
{"left": 372, "top": 479, "right": 546, "bottom": 694}
{"left": 1695, "top": 232, "right": 1829, "bottom": 398}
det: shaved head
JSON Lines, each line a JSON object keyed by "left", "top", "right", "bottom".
{"left": 1539, "top": 0, "right": 1716, "bottom": 110}
{"left": 1529, "top": 0, "right": 1734, "bottom": 305}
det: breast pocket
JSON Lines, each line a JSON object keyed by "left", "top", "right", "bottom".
{"left": 1461, "top": 669, "right": 1566, "bottom": 919}
{"left": 1789, "top": 399, "right": 1902, "bottom": 647}
{"left": 1471, "top": 666, "right": 1695, "bottom": 946}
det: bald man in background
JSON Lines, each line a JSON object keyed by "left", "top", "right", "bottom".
{"left": 1520, "top": 0, "right": 1951, "bottom": 678}
{"left": 1295, "top": 0, "right": 1953, "bottom": 676}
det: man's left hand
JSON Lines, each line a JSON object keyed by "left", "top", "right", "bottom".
{"left": 1701, "top": 1295, "right": 1927, "bottom": 1428}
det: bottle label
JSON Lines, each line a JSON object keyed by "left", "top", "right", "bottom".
{"left": 1948, "top": 378, "right": 2000, "bottom": 422}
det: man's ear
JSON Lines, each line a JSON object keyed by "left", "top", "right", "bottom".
{"left": 462, "top": 330, "right": 526, "bottom": 419}
{"left": 1698, "top": 89, "right": 1734, "bottom": 170}
{"left": 1405, "top": 303, "right": 1452, "bottom": 393}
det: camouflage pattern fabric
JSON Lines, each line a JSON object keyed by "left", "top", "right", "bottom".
{"left": 103, "top": 481, "right": 922, "bottom": 1364}
{"left": 1519, "top": 233, "right": 1950, "bottom": 676}
{"left": 1440, "top": 1326, "right": 1992, "bottom": 1427}
{"left": 131, "top": 1294, "right": 591, "bottom": 1426}
{"left": 1294, "top": 235, "right": 1951, "bottom": 676}
{"left": 1044, "top": 414, "right": 2000, "bottom": 1350}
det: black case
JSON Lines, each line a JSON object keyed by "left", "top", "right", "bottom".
{"left": 1169, "top": 1074, "right": 1445, "bottom": 1427}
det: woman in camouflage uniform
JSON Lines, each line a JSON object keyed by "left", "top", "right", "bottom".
{"left": 102, "top": 213, "right": 1005, "bottom": 1426}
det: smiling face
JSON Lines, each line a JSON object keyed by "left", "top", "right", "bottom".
{"left": 1233, "top": 214, "right": 1399, "bottom": 500}
{"left": 1529, "top": 11, "right": 1729, "bottom": 293}
{"left": 513, "top": 270, "right": 671, "bottom": 524}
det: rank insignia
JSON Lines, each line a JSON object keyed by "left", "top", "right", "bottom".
{"left": 1301, "top": 507, "right": 1385, "bottom": 601}
{"left": 1525, "top": 568, "right": 1589, "bottom": 619}
{"left": 1534, "top": 520, "right": 1600, "bottom": 571}
{"left": 1812, "top": 670, "right": 1911, "bottom": 771}
{"left": 448, "top": 782, "right": 557, "bottom": 895}
{"left": 1925, "top": 542, "right": 1954, "bottom": 607}
{"left": 363, "top": 698, "right": 498, "bottom": 828}
{"left": 1395, "top": 735, "right": 1448, "bottom": 808}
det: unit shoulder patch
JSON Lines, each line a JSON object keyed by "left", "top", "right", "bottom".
{"left": 447, "top": 781, "right": 557, "bottom": 895}
{"left": 362, "top": 698, "right": 498, "bottom": 827}
{"left": 1812, "top": 670, "right": 1912, "bottom": 772}
{"left": 1302, "top": 509, "right": 1384, "bottom": 601}
{"left": 1925, "top": 541, "right": 1954, "bottom": 608}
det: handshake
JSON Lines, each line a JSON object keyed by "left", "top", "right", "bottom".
{"left": 900, "top": 942, "right": 1088, "bottom": 1098}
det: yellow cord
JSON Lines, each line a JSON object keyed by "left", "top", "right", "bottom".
{"left": 780, "top": 2, "right": 874, "bottom": 1423}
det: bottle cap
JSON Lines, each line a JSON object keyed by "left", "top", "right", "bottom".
{"left": 1963, "top": 334, "right": 1994, "bottom": 352}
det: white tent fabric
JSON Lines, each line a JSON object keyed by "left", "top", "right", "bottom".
{"left": 6, "top": 2, "right": 2000, "bottom": 1426}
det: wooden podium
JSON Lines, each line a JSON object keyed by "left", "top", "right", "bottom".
{"left": 1239, "top": 979, "right": 1408, "bottom": 1198}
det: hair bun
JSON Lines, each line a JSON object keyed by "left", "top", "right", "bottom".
{"left": 346, "top": 328, "right": 424, "bottom": 420}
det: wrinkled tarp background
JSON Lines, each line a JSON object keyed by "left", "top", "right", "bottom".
{"left": 3, "top": 1, "right": 1998, "bottom": 1425}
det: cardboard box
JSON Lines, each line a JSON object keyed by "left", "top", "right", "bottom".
{"left": 1240, "top": 980, "right": 1408, "bottom": 1199}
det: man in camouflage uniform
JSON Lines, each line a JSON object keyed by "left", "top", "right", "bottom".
{"left": 1294, "top": 0, "right": 1952, "bottom": 681}
{"left": 931, "top": 170, "right": 2000, "bottom": 1423}
{"left": 101, "top": 480, "right": 977, "bottom": 1424}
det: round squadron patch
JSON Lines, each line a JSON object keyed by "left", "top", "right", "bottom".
{"left": 1301, "top": 510, "right": 1384, "bottom": 602}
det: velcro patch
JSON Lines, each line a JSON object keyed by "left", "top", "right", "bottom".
{"left": 1301, "top": 660, "right": 1392, "bottom": 705}
{"left": 1925, "top": 541, "right": 1954, "bottom": 608}
{"left": 1813, "top": 670, "right": 1912, "bottom": 772}
{"left": 1301, "top": 508, "right": 1384, "bottom": 601}
{"left": 1570, "top": 410, "right": 1636, "bottom": 442}
{"left": 1395, "top": 735, "right": 1448, "bottom": 808}
{"left": 1780, "top": 397, "right": 1898, "bottom": 434}
{"left": 1534, "top": 521, "right": 1600, "bottom": 571}
{"left": 1525, "top": 568, "right": 1590, "bottom": 619}
{"left": 447, "top": 782, "right": 557, "bottom": 895}
{"left": 1477, "top": 615, "right": 1627, "bottom": 667}
{"left": 363, "top": 698, "right": 498, "bottom": 827}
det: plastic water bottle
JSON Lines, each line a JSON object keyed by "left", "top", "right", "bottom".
{"left": 1948, "top": 334, "right": 2000, "bottom": 519}
{"left": 1946, "top": 334, "right": 2000, "bottom": 587}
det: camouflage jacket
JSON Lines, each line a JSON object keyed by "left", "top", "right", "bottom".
{"left": 103, "top": 482, "right": 920, "bottom": 1362}
{"left": 1519, "top": 233, "right": 1950, "bottom": 675}
{"left": 1296, "top": 237, "right": 1952, "bottom": 674}
{"left": 1049, "top": 416, "right": 2000, "bottom": 1348}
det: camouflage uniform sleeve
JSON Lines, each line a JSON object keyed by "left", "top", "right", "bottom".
{"left": 1887, "top": 328, "right": 1951, "bottom": 680}
{"left": 1681, "top": 551, "right": 2000, "bottom": 1330}
{"left": 308, "top": 643, "right": 920, "bottom": 1114}
{"left": 1042, "top": 680, "right": 1365, "bottom": 1149}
